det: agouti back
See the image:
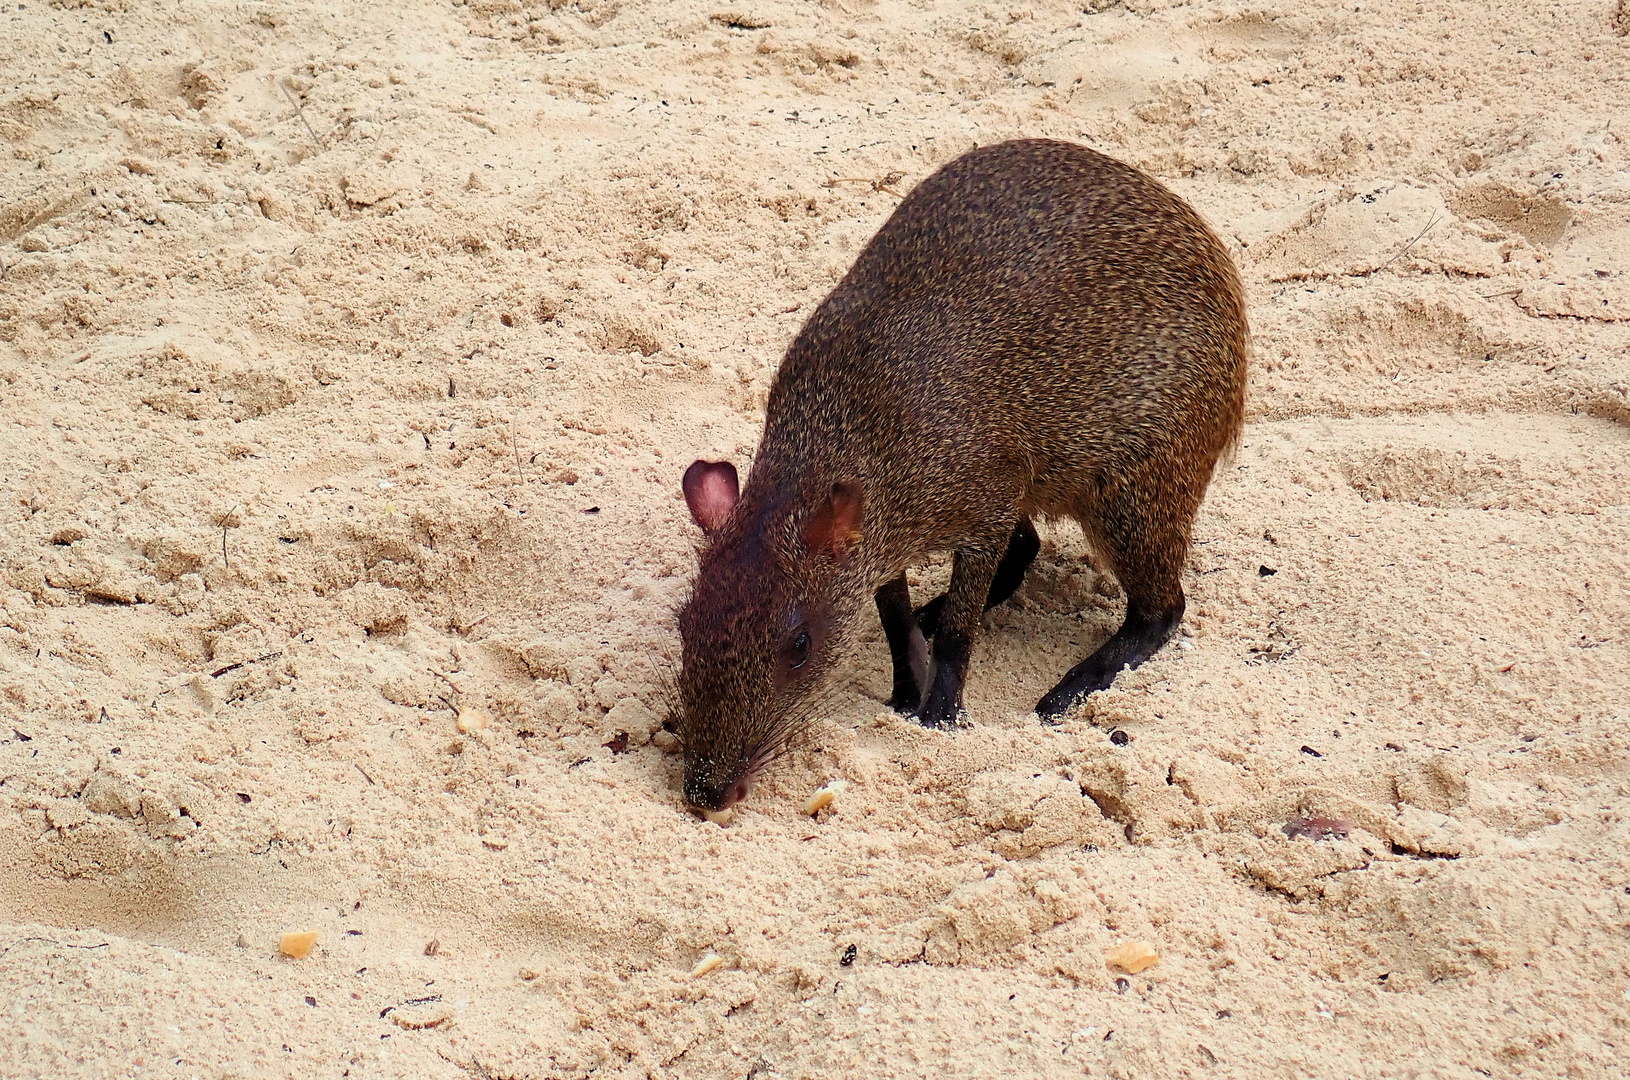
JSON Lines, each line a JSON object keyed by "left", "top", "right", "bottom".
{"left": 674, "top": 138, "right": 1248, "bottom": 812}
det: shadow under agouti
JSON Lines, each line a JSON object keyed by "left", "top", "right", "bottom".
{"left": 674, "top": 138, "right": 1248, "bottom": 812}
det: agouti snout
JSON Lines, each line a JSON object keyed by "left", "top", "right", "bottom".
{"left": 674, "top": 139, "right": 1248, "bottom": 812}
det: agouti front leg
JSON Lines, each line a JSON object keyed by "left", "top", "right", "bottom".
{"left": 875, "top": 573, "right": 929, "bottom": 713}
{"left": 917, "top": 529, "right": 1008, "bottom": 729}
{"left": 914, "top": 517, "right": 1040, "bottom": 636}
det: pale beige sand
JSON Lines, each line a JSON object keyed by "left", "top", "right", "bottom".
{"left": 3, "top": 1, "right": 1629, "bottom": 1077}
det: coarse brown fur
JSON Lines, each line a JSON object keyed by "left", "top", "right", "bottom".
{"left": 675, "top": 138, "right": 1248, "bottom": 811}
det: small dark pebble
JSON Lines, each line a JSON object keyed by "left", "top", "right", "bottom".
{"left": 1109, "top": 729, "right": 1131, "bottom": 746}
{"left": 1258, "top": 565, "right": 1277, "bottom": 576}
{"left": 304, "top": 996, "right": 317, "bottom": 1007}
{"left": 1115, "top": 978, "right": 1130, "bottom": 995}
{"left": 1384, "top": 742, "right": 1403, "bottom": 751}
{"left": 1300, "top": 744, "right": 1322, "bottom": 757}
{"left": 840, "top": 944, "right": 857, "bottom": 966}
{"left": 603, "top": 731, "right": 631, "bottom": 754}
{"left": 237, "top": 792, "right": 252, "bottom": 803}
{"left": 1283, "top": 815, "right": 1351, "bottom": 842}
{"left": 583, "top": 506, "right": 600, "bottom": 514}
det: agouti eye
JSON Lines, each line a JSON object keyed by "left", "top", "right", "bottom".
{"left": 789, "top": 629, "right": 812, "bottom": 668}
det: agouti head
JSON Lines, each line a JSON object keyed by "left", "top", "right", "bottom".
{"left": 675, "top": 459, "right": 864, "bottom": 811}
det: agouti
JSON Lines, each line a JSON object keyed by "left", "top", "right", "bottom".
{"left": 674, "top": 138, "right": 1248, "bottom": 812}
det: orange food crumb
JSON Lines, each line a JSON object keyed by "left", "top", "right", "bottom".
{"left": 279, "top": 931, "right": 319, "bottom": 959}
{"left": 1106, "top": 940, "right": 1159, "bottom": 974}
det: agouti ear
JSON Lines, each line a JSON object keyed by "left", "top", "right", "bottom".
{"left": 682, "top": 460, "right": 739, "bottom": 535}
{"left": 802, "top": 481, "right": 863, "bottom": 559}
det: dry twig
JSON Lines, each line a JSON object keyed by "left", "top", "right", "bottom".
{"left": 823, "top": 171, "right": 906, "bottom": 198}
{"left": 278, "top": 78, "right": 324, "bottom": 150}
{"left": 1373, "top": 212, "right": 1439, "bottom": 273}
{"left": 219, "top": 503, "right": 240, "bottom": 568}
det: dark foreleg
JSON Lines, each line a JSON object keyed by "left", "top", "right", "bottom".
{"left": 875, "top": 573, "right": 929, "bottom": 714}
{"left": 918, "top": 525, "right": 1011, "bottom": 730}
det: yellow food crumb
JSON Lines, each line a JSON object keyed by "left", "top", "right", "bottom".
{"left": 803, "top": 779, "right": 847, "bottom": 816}
{"left": 1105, "top": 940, "right": 1159, "bottom": 974}
{"left": 455, "top": 705, "right": 491, "bottom": 733}
{"left": 279, "top": 931, "right": 319, "bottom": 959}
{"left": 690, "top": 952, "right": 726, "bottom": 978}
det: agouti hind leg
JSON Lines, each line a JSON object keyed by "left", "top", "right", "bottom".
{"left": 1036, "top": 470, "right": 1198, "bottom": 717}
{"left": 1036, "top": 593, "right": 1185, "bottom": 716}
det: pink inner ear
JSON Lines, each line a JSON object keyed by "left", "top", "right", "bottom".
{"left": 803, "top": 481, "right": 864, "bottom": 557}
{"left": 682, "top": 460, "right": 739, "bottom": 534}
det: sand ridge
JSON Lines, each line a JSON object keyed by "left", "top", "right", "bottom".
{"left": 2, "top": 1, "right": 1628, "bottom": 1077}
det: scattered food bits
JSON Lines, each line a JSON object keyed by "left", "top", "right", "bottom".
{"left": 279, "top": 931, "right": 319, "bottom": 959}
{"left": 1106, "top": 941, "right": 1159, "bottom": 974}
{"left": 1283, "top": 815, "right": 1352, "bottom": 841}
{"left": 690, "top": 952, "right": 726, "bottom": 978}
{"left": 803, "top": 779, "right": 847, "bottom": 816}
{"left": 455, "top": 705, "right": 491, "bottom": 734}
{"left": 519, "top": 968, "right": 541, "bottom": 982}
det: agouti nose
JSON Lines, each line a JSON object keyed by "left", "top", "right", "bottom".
{"left": 686, "top": 773, "right": 752, "bottom": 812}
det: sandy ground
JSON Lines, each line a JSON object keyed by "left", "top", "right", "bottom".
{"left": 1, "top": 1, "right": 1628, "bottom": 1077}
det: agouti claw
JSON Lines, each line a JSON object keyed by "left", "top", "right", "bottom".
{"left": 916, "top": 699, "right": 965, "bottom": 730}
